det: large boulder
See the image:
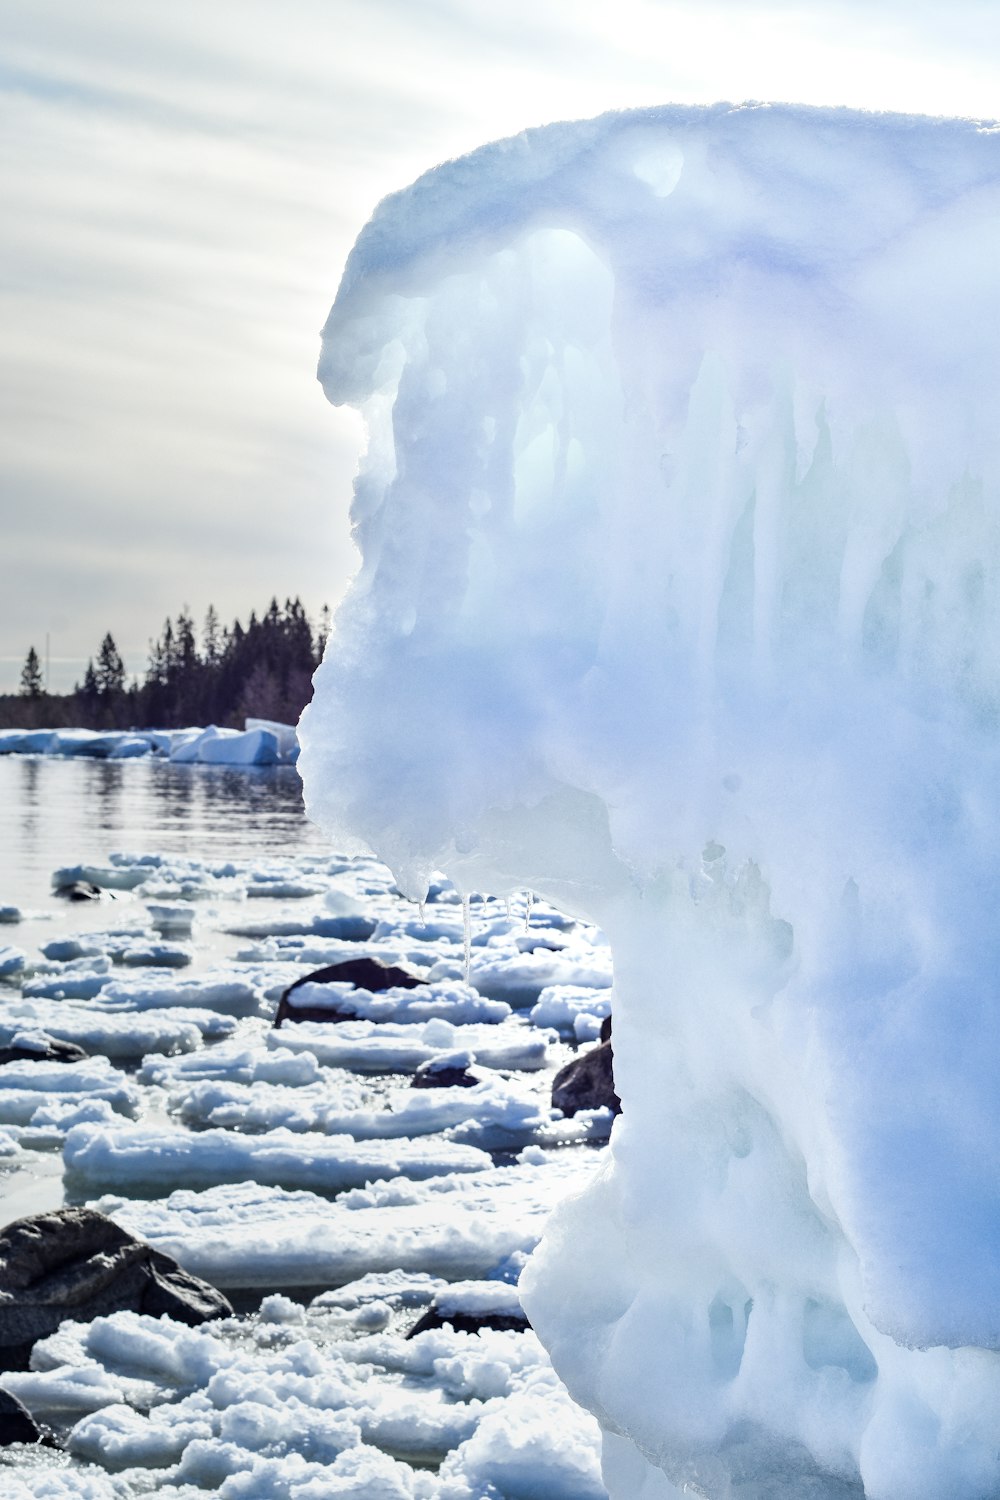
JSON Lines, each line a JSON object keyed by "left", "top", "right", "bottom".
{"left": 0, "top": 1387, "right": 43, "bottom": 1445}
{"left": 274, "top": 956, "right": 426, "bottom": 1027}
{"left": 551, "top": 1033, "right": 621, "bottom": 1118}
{"left": 0, "top": 1208, "right": 232, "bottom": 1371}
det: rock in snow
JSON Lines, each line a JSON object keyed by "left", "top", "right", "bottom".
{"left": 273, "top": 956, "right": 425, "bottom": 1027}
{"left": 550, "top": 1037, "right": 620, "bottom": 1118}
{"left": 0, "top": 1209, "right": 232, "bottom": 1371}
{"left": 0, "top": 1387, "right": 43, "bottom": 1447}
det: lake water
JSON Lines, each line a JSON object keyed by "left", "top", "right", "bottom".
{"left": 0, "top": 755, "right": 334, "bottom": 1226}
{"left": 0, "top": 754, "right": 328, "bottom": 913}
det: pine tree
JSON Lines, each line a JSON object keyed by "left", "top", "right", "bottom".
{"left": 316, "top": 604, "right": 332, "bottom": 661}
{"left": 175, "top": 608, "right": 197, "bottom": 671}
{"left": 203, "top": 604, "right": 220, "bottom": 664}
{"left": 19, "top": 646, "right": 44, "bottom": 698}
{"left": 95, "top": 634, "right": 126, "bottom": 697}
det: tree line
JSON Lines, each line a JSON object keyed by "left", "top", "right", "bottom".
{"left": 5, "top": 598, "right": 331, "bottom": 731}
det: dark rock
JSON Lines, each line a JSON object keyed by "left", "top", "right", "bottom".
{"left": 551, "top": 1039, "right": 621, "bottom": 1118}
{"left": 0, "top": 1208, "right": 233, "bottom": 1371}
{"left": 52, "top": 880, "right": 103, "bottom": 903}
{"left": 600, "top": 1014, "right": 612, "bottom": 1044}
{"left": 406, "top": 1306, "right": 529, "bottom": 1338}
{"left": 0, "top": 1036, "right": 89, "bottom": 1067}
{"left": 274, "top": 957, "right": 426, "bottom": 1028}
{"left": 405, "top": 1281, "right": 528, "bottom": 1339}
{"left": 411, "top": 1058, "right": 481, "bottom": 1090}
{"left": 0, "top": 1387, "right": 42, "bottom": 1445}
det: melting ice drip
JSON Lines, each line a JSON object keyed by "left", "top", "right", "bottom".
{"left": 300, "top": 104, "right": 1000, "bottom": 1499}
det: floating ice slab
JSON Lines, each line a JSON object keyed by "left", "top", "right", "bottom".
{"left": 302, "top": 102, "right": 1000, "bottom": 1498}
{"left": 266, "top": 1017, "right": 553, "bottom": 1072}
{"left": 282, "top": 978, "right": 510, "bottom": 1025}
{"left": 0, "top": 999, "right": 231, "bottom": 1058}
{"left": 0, "top": 1057, "right": 140, "bottom": 1124}
{"left": 169, "top": 1073, "right": 547, "bottom": 1142}
{"left": 97, "top": 969, "right": 269, "bottom": 1018}
{"left": 138, "top": 1041, "right": 324, "bottom": 1090}
{"left": 95, "top": 1153, "right": 599, "bottom": 1288}
{"left": 63, "top": 1122, "right": 491, "bottom": 1194}
{"left": 0, "top": 945, "right": 25, "bottom": 977}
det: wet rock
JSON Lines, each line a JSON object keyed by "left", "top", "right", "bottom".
{"left": 0, "top": 1035, "right": 89, "bottom": 1067}
{"left": 0, "top": 1387, "right": 43, "bottom": 1445}
{"left": 52, "top": 880, "right": 103, "bottom": 903}
{"left": 411, "top": 1051, "right": 481, "bottom": 1090}
{"left": 406, "top": 1281, "right": 529, "bottom": 1338}
{"left": 274, "top": 956, "right": 426, "bottom": 1027}
{"left": 407, "top": 1306, "right": 529, "bottom": 1337}
{"left": 551, "top": 1037, "right": 620, "bottom": 1118}
{"left": 0, "top": 1208, "right": 232, "bottom": 1371}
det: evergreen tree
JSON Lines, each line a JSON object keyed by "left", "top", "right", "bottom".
{"left": 95, "top": 634, "right": 126, "bottom": 697}
{"left": 203, "top": 604, "right": 220, "bottom": 664}
{"left": 19, "top": 646, "right": 44, "bottom": 698}
{"left": 316, "top": 604, "right": 332, "bottom": 661}
{"left": 175, "top": 608, "right": 197, "bottom": 671}
{"left": 78, "top": 660, "right": 99, "bottom": 720}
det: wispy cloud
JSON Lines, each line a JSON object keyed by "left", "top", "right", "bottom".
{"left": 1, "top": 0, "right": 995, "bottom": 691}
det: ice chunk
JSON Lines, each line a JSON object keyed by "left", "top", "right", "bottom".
{"left": 302, "top": 104, "right": 1000, "bottom": 1497}
{"left": 0, "top": 999, "right": 228, "bottom": 1058}
{"left": 170, "top": 725, "right": 281, "bottom": 765}
{"left": 93, "top": 1153, "right": 600, "bottom": 1288}
{"left": 0, "top": 945, "right": 25, "bottom": 976}
{"left": 266, "top": 1017, "right": 553, "bottom": 1072}
{"left": 62, "top": 1122, "right": 491, "bottom": 1193}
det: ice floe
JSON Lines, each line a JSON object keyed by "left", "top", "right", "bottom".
{"left": 64, "top": 1123, "right": 492, "bottom": 1194}
{"left": 93, "top": 1153, "right": 599, "bottom": 1289}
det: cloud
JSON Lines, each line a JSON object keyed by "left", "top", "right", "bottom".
{"left": 1, "top": 0, "right": 996, "bottom": 690}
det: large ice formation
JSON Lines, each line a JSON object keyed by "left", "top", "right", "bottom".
{"left": 301, "top": 104, "right": 1000, "bottom": 1499}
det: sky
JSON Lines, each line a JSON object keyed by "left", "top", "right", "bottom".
{"left": 2, "top": 0, "right": 998, "bottom": 693}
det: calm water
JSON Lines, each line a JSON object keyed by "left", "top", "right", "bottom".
{"left": 0, "top": 754, "right": 329, "bottom": 911}
{"left": 0, "top": 754, "right": 332, "bottom": 1226}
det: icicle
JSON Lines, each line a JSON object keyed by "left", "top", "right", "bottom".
{"left": 418, "top": 899, "right": 426, "bottom": 925}
{"left": 524, "top": 889, "right": 533, "bottom": 934}
{"left": 505, "top": 896, "right": 512, "bottom": 922}
{"left": 462, "top": 895, "right": 471, "bottom": 984}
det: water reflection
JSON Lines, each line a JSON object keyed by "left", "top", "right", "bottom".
{"left": 0, "top": 756, "right": 328, "bottom": 910}
{"left": 18, "top": 757, "right": 41, "bottom": 847}
{"left": 93, "top": 761, "right": 125, "bottom": 831}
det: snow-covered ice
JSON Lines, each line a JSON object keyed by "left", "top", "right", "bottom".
{"left": 0, "top": 823, "right": 610, "bottom": 1495}
{"left": 63, "top": 1121, "right": 492, "bottom": 1194}
{"left": 265, "top": 1017, "right": 553, "bottom": 1073}
{"left": 1, "top": 1295, "right": 604, "bottom": 1498}
{"left": 92, "top": 1152, "right": 598, "bottom": 1290}
{"left": 300, "top": 102, "right": 1000, "bottom": 1498}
